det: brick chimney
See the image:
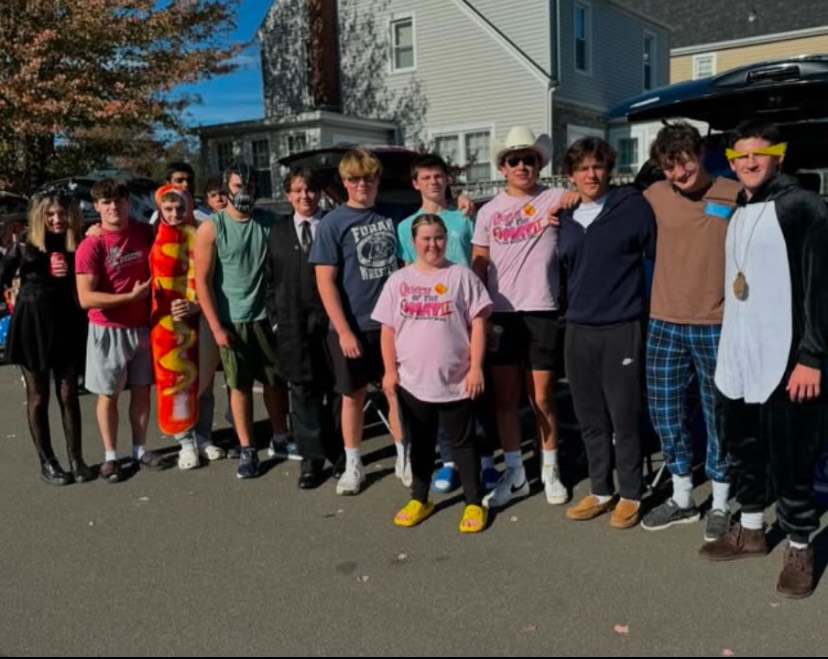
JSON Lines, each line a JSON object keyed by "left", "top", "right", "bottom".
{"left": 307, "top": 0, "right": 342, "bottom": 112}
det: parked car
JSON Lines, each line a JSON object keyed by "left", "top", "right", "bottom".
{"left": 610, "top": 55, "right": 828, "bottom": 194}
{"left": 34, "top": 170, "right": 158, "bottom": 227}
{"left": 278, "top": 146, "right": 423, "bottom": 221}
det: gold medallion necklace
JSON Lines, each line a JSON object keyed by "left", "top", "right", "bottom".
{"left": 731, "top": 202, "right": 770, "bottom": 302}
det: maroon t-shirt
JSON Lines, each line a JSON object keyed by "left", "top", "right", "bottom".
{"left": 75, "top": 222, "right": 153, "bottom": 329}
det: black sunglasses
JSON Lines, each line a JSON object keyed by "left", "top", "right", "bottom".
{"left": 505, "top": 154, "right": 538, "bottom": 168}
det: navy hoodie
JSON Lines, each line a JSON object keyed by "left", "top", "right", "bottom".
{"left": 558, "top": 186, "right": 656, "bottom": 326}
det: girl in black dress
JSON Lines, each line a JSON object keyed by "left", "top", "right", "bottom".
{"left": 1, "top": 190, "right": 92, "bottom": 484}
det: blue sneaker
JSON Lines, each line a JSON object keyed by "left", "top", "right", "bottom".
{"left": 237, "top": 447, "right": 260, "bottom": 479}
{"left": 268, "top": 435, "right": 302, "bottom": 461}
{"left": 481, "top": 466, "right": 500, "bottom": 494}
{"left": 431, "top": 465, "right": 461, "bottom": 494}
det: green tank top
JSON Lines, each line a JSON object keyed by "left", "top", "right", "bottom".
{"left": 210, "top": 209, "right": 274, "bottom": 324}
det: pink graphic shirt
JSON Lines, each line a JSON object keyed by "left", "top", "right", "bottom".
{"left": 472, "top": 186, "right": 565, "bottom": 312}
{"left": 75, "top": 222, "right": 153, "bottom": 329}
{"left": 372, "top": 264, "right": 492, "bottom": 403}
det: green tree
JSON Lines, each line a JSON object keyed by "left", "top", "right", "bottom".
{"left": 0, "top": 0, "right": 241, "bottom": 191}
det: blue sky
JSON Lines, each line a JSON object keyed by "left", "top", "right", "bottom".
{"left": 177, "top": 0, "right": 272, "bottom": 128}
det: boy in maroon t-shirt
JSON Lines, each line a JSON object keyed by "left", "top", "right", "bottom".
{"left": 75, "top": 179, "right": 165, "bottom": 482}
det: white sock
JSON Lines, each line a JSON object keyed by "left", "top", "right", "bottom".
{"left": 741, "top": 511, "right": 764, "bottom": 530}
{"left": 105, "top": 450, "right": 118, "bottom": 462}
{"left": 345, "top": 447, "right": 361, "bottom": 467}
{"left": 132, "top": 445, "right": 146, "bottom": 460}
{"left": 672, "top": 474, "right": 694, "bottom": 509}
{"left": 504, "top": 450, "right": 523, "bottom": 470}
{"left": 481, "top": 455, "right": 495, "bottom": 470}
{"left": 395, "top": 442, "right": 406, "bottom": 459}
{"left": 789, "top": 539, "right": 809, "bottom": 550}
{"left": 593, "top": 494, "right": 613, "bottom": 504}
{"left": 712, "top": 481, "right": 730, "bottom": 512}
{"left": 542, "top": 449, "right": 558, "bottom": 467}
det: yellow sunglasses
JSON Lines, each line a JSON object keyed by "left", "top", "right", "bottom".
{"left": 725, "top": 142, "right": 787, "bottom": 161}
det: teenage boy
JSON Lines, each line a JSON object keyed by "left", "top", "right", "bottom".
{"left": 640, "top": 122, "right": 742, "bottom": 542}
{"left": 76, "top": 179, "right": 166, "bottom": 482}
{"left": 194, "top": 163, "right": 290, "bottom": 479}
{"left": 700, "top": 120, "right": 828, "bottom": 600}
{"left": 310, "top": 149, "right": 402, "bottom": 496}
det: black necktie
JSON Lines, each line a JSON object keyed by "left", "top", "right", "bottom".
{"left": 300, "top": 221, "right": 313, "bottom": 253}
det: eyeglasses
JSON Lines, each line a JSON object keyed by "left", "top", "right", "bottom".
{"left": 344, "top": 175, "right": 377, "bottom": 184}
{"left": 505, "top": 154, "right": 538, "bottom": 168}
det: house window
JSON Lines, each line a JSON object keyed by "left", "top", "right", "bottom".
{"left": 251, "top": 139, "right": 273, "bottom": 199}
{"left": 618, "top": 138, "right": 639, "bottom": 174}
{"left": 286, "top": 133, "right": 307, "bottom": 154}
{"left": 217, "top": 142, "right": 234, "bottom": 173}
{"left": 434, "top": 135, "right": 460, "bottom": 165}
{"left": 574, "top": 2, "right": 591, "bottom": 73}
{"left": 465, "top": 131, "right": 491, "bottom": 182}
{"left": 693, "top": 53, "right": 717, "bottom": 79}
{"left": 390, "top": 16, "right": 415, "bottom": 72}
{"left": 643, "top": 32, "right": 655, "bottom": 90}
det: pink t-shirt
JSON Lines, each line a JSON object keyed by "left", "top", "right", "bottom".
{"left": 75, "top": 222, "right": 153, "bottom": 329}
{"left": 372, "top": 263, "right": 492, "bottom": 403}
{"left": 472, "top": 186, "right": 565, "bottom": 312}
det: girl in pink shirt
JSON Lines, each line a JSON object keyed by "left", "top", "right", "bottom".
{"left": 372, "top": 214, "right": 492, "bottom": 532}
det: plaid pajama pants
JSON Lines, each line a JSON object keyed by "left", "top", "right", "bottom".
{"left": 645, "top": 319, "right": 728, "bottom": 482}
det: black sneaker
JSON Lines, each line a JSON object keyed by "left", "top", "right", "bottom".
{"left": 236, "top": 447, "right": 260, "bottom": 480}
{"left": 704, "top": 509, "right": 731, "bottom": 542}
{"left": 641, "top": 499, "right": 700, "bottom": 531}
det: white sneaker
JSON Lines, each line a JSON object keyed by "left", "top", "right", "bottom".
{"left": 336, "top": 462, "right": 366, "bottom": 496}
{"left": 482, "top": 467, "right": 529, "bottom": 509}
{"left": 199, "top": 444, "right": 226, "bottom": 461}
{"left": 178, "top": 440, "right": 200, "bottom": 471}
{"left": 394, "top": 443, "right": 412, "bottom": 487}
{"left": 541, "top": 464, "right": 568, "bottom": 505}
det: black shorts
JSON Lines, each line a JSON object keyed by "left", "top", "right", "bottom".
{"left": 326, "top": 328, "right": 384, "bottom": 395}
{"left": 487, "top": 311, "right": 564, "bottom": 372}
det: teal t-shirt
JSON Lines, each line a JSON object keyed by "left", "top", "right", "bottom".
{"left": 210, "top": 208, "right": 275, "bottom": 324}
{"left": 397, "top": 208, "right": 473, "bottom": 267}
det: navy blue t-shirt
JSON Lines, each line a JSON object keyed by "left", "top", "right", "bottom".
{"left": 309, "top": 205, "right": 398, "bottom": 332}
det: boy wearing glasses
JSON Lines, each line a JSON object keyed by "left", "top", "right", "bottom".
{"left": 471, "top": 126, "right": 569, "bottom": 510}
{"left": 310, "top": 149, "right": 402, "bottom": 496}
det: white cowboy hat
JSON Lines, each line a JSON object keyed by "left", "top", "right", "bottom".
{"left": 495, "top": 126, "right": 552, "bottom": 168}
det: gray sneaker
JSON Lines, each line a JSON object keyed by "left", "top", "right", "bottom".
{"left": 704, "top": 509, "right": 732, "bottom": 542}
{"left": 641, "top": 499, "right": 701, "bottom": 531}
{"left": 335, "top": 462, "right": 365, "bottom": 496}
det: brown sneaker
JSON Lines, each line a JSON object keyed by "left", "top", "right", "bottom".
{"left": 777, "top": 545, "right": 815, "bottom": 599}
{"left": 610, "top": 498, "right": 641, "bottom": 529}
{"left": 698, "top": 522, "right": 768, "bottom": 561}
{"left": 566, "top": 494, "right": 618, "bottom": 521}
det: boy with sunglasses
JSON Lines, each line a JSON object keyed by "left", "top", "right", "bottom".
{"left": 472, "top": 125, "right": 569, "bottom": 510}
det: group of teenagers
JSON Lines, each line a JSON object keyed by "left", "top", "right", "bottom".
{"left": 3, "top": 116, "right": 828, "bottom": 599}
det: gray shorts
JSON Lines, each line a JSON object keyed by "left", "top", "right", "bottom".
{"left": 85, "top": 325, "right": 154, "bottom": 396}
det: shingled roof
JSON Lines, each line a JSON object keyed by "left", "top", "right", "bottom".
{"left": 617, "top": 0, "right": 828, "bottom": 49}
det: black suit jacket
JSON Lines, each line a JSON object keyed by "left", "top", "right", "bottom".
{"left": 266, "top": 214, "right": 331, "bottom": 384}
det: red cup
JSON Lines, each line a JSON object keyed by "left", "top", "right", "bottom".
{"left": 50, "top": 252, "right": 66, "bottom": 277}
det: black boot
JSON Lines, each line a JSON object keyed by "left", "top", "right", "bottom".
{"left": 40, "top": 458, "right": 72, "bottom": 486}
{"left": 69, "top": 457, "right": 96, "bottom": 483}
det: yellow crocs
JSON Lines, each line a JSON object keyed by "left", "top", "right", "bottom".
{"left": 459, "top": 504, "right": 487, "bottom": 533}
{"left": 394, "top": 500, "right": 436, "bottom": 528}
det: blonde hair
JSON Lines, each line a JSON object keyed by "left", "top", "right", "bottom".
{"left": 28, "top": 194, "right": 83, "bottom": 253}
{"left": 339, "top": 148, "right": 382, "bottom": 180}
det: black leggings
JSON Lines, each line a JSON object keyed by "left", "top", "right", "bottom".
{"left": 398, "top": 387, "right": 481, "bottom": 506}
{"left": 21, "top": 365, "right": 83, "bottom": 466}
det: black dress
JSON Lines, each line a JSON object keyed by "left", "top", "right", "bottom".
{"left": 1, "top": 233, "right": 88, "bottom": 372}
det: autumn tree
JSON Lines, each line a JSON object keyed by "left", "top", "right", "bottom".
{"left": 0, "top": 0, "right": 242, "bottom": 191}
